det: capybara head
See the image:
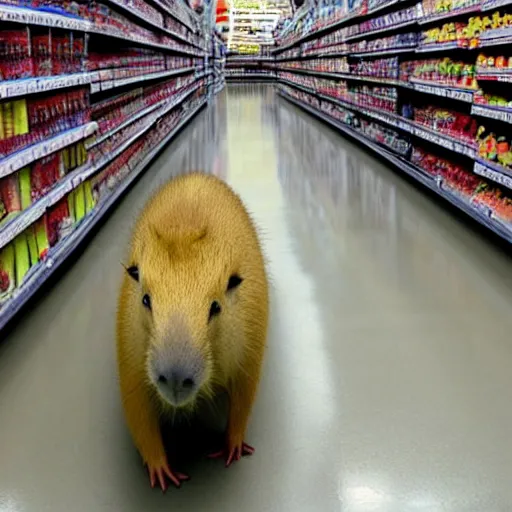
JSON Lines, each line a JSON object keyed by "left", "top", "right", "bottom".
{"left": 126, "top": 207, "right": 244, "bottom": 410}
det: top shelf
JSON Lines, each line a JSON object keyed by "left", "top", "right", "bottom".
{"left": 273, "top": 0, "right": 418, "bottom": 53}
{"left": 273, "top": 0, "right": 502, "bottom": 54}
{"left": 103, "top": 0, "right": 202, "bottom": 43}
{"left": 0, "top": 4, "right": 204, "bottom": 55}
{"left": 273, "top": 9, "right": 362, "bottom": 53}
{"left": 149, "top": 0, "right": 201, "bottom": 32}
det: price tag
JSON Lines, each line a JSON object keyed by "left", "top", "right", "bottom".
{"left": 398, "top": 120, "right": 413, "bottom": 132}
{"left": 448, "top": 89, "right": 473, "bottom": 102}
{"left": 453, "top": 141, "right": 466, "bottom": 155}
{"left": 474, "top": 161, "right": 512, "bottom": 190}
{"left": 472, "top": 104, "right": 512, "bottom": 123}
{"left": 413, "top": 82, "right": 473, "bottom": 102}
{"left": 2, "top": 81, "right": 28, "bottom": 98}
{"left": 0, "top": 6, "right": 89, "bottom": 30}
{"left": 415, "top": 126, "right": 454, "bottom": 150}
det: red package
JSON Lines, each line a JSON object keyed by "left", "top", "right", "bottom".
{"left": 52, "top": 33, "right": 72, "bottom": 75}
{"left": 0, "top": 175, "right": 21, "bottom": 213}
{"left": 0, "top": 30, "right": 32, "bottom": 81}
{"left": 32, "top": 32, "right": 52, "bottom": 77}
{"left": 31, "top": 153, "right": 60, "bottom": 201}
{"left": 46, "top": 197, "right": 72, "bottom": 247}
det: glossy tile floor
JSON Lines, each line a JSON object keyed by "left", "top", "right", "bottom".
{"left": 1, "top": 85, "right": 512, "bottom": 512}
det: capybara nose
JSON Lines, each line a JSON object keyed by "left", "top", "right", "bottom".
{"left": 157, "top": 368, "right": 196, "bottom": 405}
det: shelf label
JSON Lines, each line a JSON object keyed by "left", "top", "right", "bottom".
{"left": 0, "top": 6, "right": 90, "bottom": 30}
{"left": 398, "top": 120, "right": 413, "bottom": 132}
{"left": 413, "top": 125, "right": 475, "bottom": 157}
{"left": 482, "top": 0, "right": 512, "bottom": 8}
{"left": 472, "top": 104, "right": 512, "bottom": 123}
{"left": 474, "top": 161, "right": 512, "bottom": 190}
{"left": 0, "top": 123, "right": 97, "bottom": 178}
{"left": 413, "top": 82, "right": 473, "bottom": 102}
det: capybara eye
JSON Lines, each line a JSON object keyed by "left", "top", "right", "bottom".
{"left": 127, "top": 265, "right": 139, "bottom": 281}
{"left": 142, "top": 294, "right": 151, "bottom": 310}
{"left": 227, "top": 274, "right": 243, "bottom": 291}
{"left": 209, "top": 301, "right": 221, "bottom": 320}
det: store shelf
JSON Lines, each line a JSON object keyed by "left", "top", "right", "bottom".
{"left": 474, "top": 160, "right": 512, "bottom": 191}
{"left": 0, "top": 82, "right": 203, "bottom": 250}
{"left": 166, "top": 29, "right": 204, "bottom": 50}
{"left": 0, "top": 168, "right": 78, "bottom": 251}
{"left": 301, "top": 49, "right": 349, "bottom": 59}
{"left": 279, "top": 89, "right": 512, "bottom": 244}
{"left": 415, "top": 41, "right": 465, "bottom": 53}
{"left": 366, "top": 0, "right": 406, "bottom": 16}
{"left": 0, "top": 122, "right": 98, "bottom": 180}
{"left": 277, "top": 67, "right": 344, "bottom": 79}
{"left": 479, "top": 28, "right": 512, "bottom": 48}
{"left": 350, "top": 46, "right": 416, "bottom": 57}
{"left": 227, "top": 57, "right": 275, "bottom": 62}
{"left": 275, "top": 0, "right": 416, "bottom": 53}
{"left": 344, "top": 18, "right": 417, "bottom": 42}
{"left": 281, "top": 78, "right": 405, "bottom": 129}
{"left": 280, "top": 78, "right": 476, "bottom": 157}
{"left": 0, "top": 73, "right": 93, "bottom": 100}
{"left": 77, "top": 83, "right": 204, "bottom": 185}
{"left": 226, "top": 74, "right": 277, "bottom": 79}
{"left": 471, "top": 103, "right": 512, "bottom": 124}
{"left": 417, "top": 4, "right": 481, "bottom": 25}
{"left": 273, "top": 10, "right": 362, "bottom": 53}
{"left": 481, "top": 0, "right": 512, "bottom": 10}
{"left": 476, "top": 68, "right": 512, "bottom": 83}
{"left": 279, "top": 67, "right": 406, "bottom": 85}
{"left": 280, "top": 67, "right": 482, "bottom": 104}
{"left": 410, "top": 122, "right": 476, "bottom": 158}
{"left": 90, "top": 67, "right": 197, "bottom": 94}
{"left": 103, "top": 0, "right": 164, "bottom": 32}
{"left": 0, "top": 4, "right": 90, "bottom": 30}
{"left": 103, "top": 0, "right": 203, "bottom": 48}
{"left": 0, "top": 98, "right": 207, "bottom": 331}
{"left": 410, "top": 79, "right": 474, "bottom": 102}
{"left": 88, "top": 23, "right": 204, "bottom": 56}
{"left": 0, "top": 4, "right": 204, "bottom": 56}
{"left": 281, "top": 79, "right": 402, "bottom": 126}
{"left": 88, "top": 78, "right": 203, "bottom": 149}
{"left": 151, "top": 0, "right": 197, "bottom": 31}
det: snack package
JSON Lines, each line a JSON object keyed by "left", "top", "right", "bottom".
{"left": 14, "top": 231, "right": 31, "bottom": 286}
{"left": 19, "top": 167, "right": 32, "bottom": 210}
{"left": 74, "top": 183, "right": 86, "bottom": 222}
{"left": 46, "top": 198, "right": 73, "bottom": 246}
{"left": 26, "top": 226, "right": 39, "bottom": 266}
{"left": 0, "top": 243, "right": 15, "bottom": 299}
{"left": 0, "top": 174, "right": 21, "bottom": 215}
{"left": 34, "top": 216, "right": 49, "bottom": 260}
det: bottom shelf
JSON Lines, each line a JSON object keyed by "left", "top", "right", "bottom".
{"left": 0, "top": 99, "right": 207, "bottom": 331}
{"left": 226, "top": 74, "right": 277, "bottom": 80}
{"left": 278, "top": 90, "right": 512, "bottom": 245}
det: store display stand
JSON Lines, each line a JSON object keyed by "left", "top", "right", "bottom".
{"left": 273, "top": 0, "right": 512, "bottom": 244}
{"left": 0, "top": 0, "right": 226, "bottom": 330}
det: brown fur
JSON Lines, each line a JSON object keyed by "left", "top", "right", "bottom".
{"left": 116, "top": 172, "right": 268, "bottom": 471}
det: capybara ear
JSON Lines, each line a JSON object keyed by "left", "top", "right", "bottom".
{"left": 126, "top": 265, "right": 139, "bottom": 282}
{"left": 227, "top": 274, "right": 243, "bottom": 291}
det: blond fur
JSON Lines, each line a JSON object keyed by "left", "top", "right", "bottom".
{"left": 116, "top": 172, "right": 268, "bottom": 468}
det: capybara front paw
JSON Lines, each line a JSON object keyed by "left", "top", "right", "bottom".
{"left": 146, "top": 459, "right": 189, "bottom": 491}
{"left": 208, "top": 441, "right": 255, "bottom": 467}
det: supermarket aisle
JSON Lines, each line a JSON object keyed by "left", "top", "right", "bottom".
{"left": 1, "top": 84, "right": 512, "bottom": 512}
